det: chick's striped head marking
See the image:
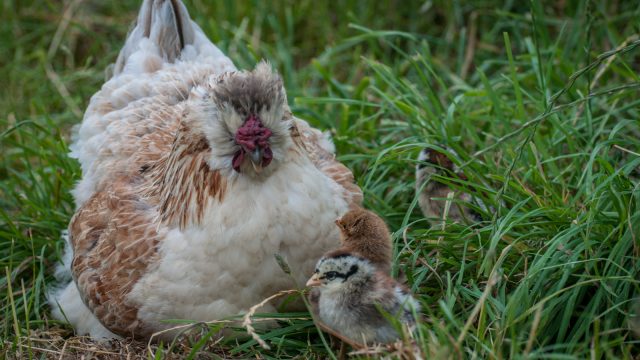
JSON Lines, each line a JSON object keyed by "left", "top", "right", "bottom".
{"left": 202, "top": 61, "right": 291, "bottom": 176}
{"left": 306, "top": 251, "right": 373, "bottom": 290}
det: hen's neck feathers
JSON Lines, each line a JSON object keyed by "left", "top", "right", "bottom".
{"left": 144, "top": 122, "right": 226, "bottom": 229}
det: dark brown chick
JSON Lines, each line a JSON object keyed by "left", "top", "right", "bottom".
{"left": 335, "top": 207, "right": 393, "bottom": 274}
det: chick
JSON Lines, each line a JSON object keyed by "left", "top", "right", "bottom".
{"left": 335, "top": 207, "right": 393, "bottom": 274}
{"left": 307, "top": 208, "right": 395, "bottom": 347}
{"left": 306, "top": 250, "right": 420, "bottom": 345}
{"left": 415, "top": 146, "right": 482, "bottom": 225}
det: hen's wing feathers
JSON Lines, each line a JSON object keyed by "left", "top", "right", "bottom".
{"left": 70, "top": 180, "right": 161, "bottom": 338}
{"left": 291, "top": 119, "right": 363, "bottom": 208}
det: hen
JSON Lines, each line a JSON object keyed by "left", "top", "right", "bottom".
{"left": 50, "top": 0, "right": 362, "bottom": 340}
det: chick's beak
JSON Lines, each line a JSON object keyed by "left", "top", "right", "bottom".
{"left": 306, "top": 273, "right": 321, "bottom": 287}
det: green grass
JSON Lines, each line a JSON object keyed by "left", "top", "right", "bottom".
{"left": 1, "top": 0, "right": 639, "bottom": 358}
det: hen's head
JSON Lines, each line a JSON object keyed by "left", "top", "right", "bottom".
{"left": 195, "top": 61, "right": 291, "bottom": 177}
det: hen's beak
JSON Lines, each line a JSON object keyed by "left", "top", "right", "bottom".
{"left": 306, "top": 273, "right": 321, "bottom": 287}
{"left": 249, "top": 148, "right": 262, "bottom": 164}
{"left": 249, "top": 148, "right": 263, "bottom": 173}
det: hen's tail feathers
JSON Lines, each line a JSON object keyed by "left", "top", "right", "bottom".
{"left": 113, "top": 0, "right": 189, "bottom": 75}
{"left": 111, "top": 0, "right": 211, "bottom": 78}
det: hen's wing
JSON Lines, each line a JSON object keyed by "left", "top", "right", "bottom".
{"left": 291, "top": 118, "right": 363, "bottom": 208}
{"left": 69, "top": 180, "right": 161, "bottom": 337}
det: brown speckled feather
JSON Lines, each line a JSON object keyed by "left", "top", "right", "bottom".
{"left": 143, "top": 123, "right": 226, "bottom": 229}
{"left": 70, "top": 179, "right": 161, "bottom": 338}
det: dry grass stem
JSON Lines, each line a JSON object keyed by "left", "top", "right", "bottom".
{"left": 242, "top": 289, "right": 300, "bottom": 350}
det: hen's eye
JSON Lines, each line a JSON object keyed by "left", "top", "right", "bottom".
{"left": 325, "top": 271, "right": 338, "bottom": 280}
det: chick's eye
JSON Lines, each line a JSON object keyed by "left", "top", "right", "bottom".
{"left": 325, "top": 271, "right": 338, "bottom": 280}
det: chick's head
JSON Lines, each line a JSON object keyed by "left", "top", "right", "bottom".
{"left": 335, "top": 207, "right": 389, "bottom": 240}
{"left": 306, "top": 252, "right": 373, "bottom": 291}
{"left": 416, "top": 147, "right": 467, "bottom": 180}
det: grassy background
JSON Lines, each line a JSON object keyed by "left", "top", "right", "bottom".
{"left": 1, "top": 0, "right": 639, "bottom": 358}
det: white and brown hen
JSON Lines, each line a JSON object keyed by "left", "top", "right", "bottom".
{"left": 50, "top": 0, "right": 362, "bottom": 340}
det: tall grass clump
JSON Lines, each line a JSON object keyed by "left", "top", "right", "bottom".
{"left": 1, "top": 0, "right": 639, "bottom": 358}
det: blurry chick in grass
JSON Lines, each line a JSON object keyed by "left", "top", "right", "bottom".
{"left": 335, "top": 207, "right": 393, "bottom": 274}
{"left": 306, "top": 250, "right": 420, "bottom": 345}
{"left": 416, "top": 146, "right": 482, "bottom": 226}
